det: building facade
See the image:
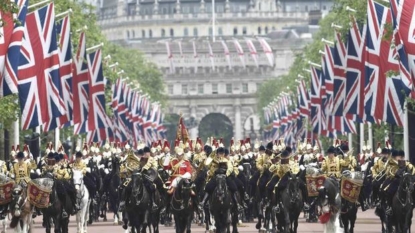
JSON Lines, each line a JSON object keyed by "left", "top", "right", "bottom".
{"left": 96, "top": 0, "right": 331, "bottom": 142}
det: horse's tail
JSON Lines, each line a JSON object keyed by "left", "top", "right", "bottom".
{"left": 9, "top": 216, "right": 19, "bottom": 229}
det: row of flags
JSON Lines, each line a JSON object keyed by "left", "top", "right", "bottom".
{"left": 0, "top": 1, "right": 166, "bottom": 145}
{"left": 263, "top": 0, "right": 415, "bottom": 144}
{"left": 164, "top": 37, "right": 275, "bottom": 73}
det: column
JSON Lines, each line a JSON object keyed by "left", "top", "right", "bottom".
{"left": 225, "top": 0, "right": 230, "bottom": 13}
{"left": 200, "top": 0, "right": 205, "bottom": 13}
{"left": 368, "top": 122, "right": 373, "bottom": 151}
{"left": 189, "top": 106, "right": 198, "bottom": 139}
{"left": 359, "top": 123, "right": 364, "bottom": 153}
{"left": 176, "top": 0, "right": 181, "bottom": 14}
{"left": 153, "top": 0, "right": 159, "bottom": 14}
{"left": 404, "top": 100, "right": 409, "bottom": 160}
{"left": 234, "top": 103, "right": 242, "bottom": 140}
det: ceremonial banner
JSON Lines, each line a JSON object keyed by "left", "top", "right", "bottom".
{"left": 0, "top": 181, "right": 15, "bottom": 205}
{"left": 340, "top": 178, "right": 363, "bottom": 203}
{"left": 27, "top": 180, "right": 53, "bottom": 208}
{"left": 305, "top": 175, "right": 326, "bottom": 197}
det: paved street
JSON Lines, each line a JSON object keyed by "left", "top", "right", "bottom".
{"left": 28, "top": 208, "right": 415, "bottom": 233}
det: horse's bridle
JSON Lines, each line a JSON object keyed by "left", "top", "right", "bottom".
{"left": 397, "top": 174, "right": 413, "bottom": 207}
{"left": 131, "top": 173, "right": 145, "bottom": 205}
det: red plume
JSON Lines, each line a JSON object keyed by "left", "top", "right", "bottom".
{"left": 319, "top": 212, "right": 331, "bottom": 224}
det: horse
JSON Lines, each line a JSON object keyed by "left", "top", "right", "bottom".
{"left": 338, "top": 171, "right": 360, "bottom": 233}
{"left": 316, "top": 177, "right": 343, "bottom": 233}
{"left": 373, "top": 169, "right": 387, "bottom": 233}
{"left": 272, "top": 173, "right": 303, "bottom": 233}
{"left": 38, "top": 174, "right": 71, "bottom": 233}
{"left": 209, "top": 174, "right": 232, "bottom": 233}
{"left": 107, "top": 156, "right": 122, "bottom": 225}
{"left": 86, "top": 158, "right": 102, "bottom": 224}
{"left": 170, "top": 178, "right": 194, "bottom": 233}
{"left": 72, "top": 170, "right": 90, "bottom": 233}
{"left": 124, "top": 170, "right": 150, "bottom": 233}
{"left": 9, "top": 183, "right": 33, "bottom": 233}
{"left": 391, "top": 173, "right": 415, "bottom": 233}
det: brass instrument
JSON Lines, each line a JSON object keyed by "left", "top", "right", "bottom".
{"left": 125, "top": 151, "right": 140, "bottom": 172}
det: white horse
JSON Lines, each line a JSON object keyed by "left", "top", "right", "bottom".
{"left": 73, "top": 170, "right": 90, "bottom": 233}
{"left": 9, "top": 186, "right": 33, "bottom": 233}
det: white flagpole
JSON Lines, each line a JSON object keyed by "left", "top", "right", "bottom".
{"left": 404, "top": 100, "right": 409, "bottom": 160}
{"left": 348, "top": 133, "right": 352, "bottom": 149}
{"left": 360, "top": 123, "right": 364, "bottom": 153}
{"left": 13, "top": 119, "right": 19, "bottom": 147}
{"left": 55, "top": 129, "right": 60, "bottom": 151}
{"left": 368, "top": 122, "right": 373, "bottom": 151}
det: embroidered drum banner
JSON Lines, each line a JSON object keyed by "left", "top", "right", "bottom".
{"left": 0, "top": 181, "right": 15, "bottom": 205}
{"left": 27, "top": 180, "right": 52, "bottom": 208}
{"left": 340, "top": 178, "right": 363, "bottom": 203}
{"left": 305, "top": 175, "right": 326, "bottom": 197}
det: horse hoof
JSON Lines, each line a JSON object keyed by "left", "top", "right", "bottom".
{"left": 122, "top": 224, "right": 128, "bottom": 230}
{"left": 255, "top": 223, "right": 261, "bottom": 230}
{"left": 100, "top": 214, "right": 105, "bottom": 218}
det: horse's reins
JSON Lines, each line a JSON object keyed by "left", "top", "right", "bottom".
{"left": 171, "top": 183, "right": 192, "bottom": 210}
{"left": 397, "top": 176, "right": 412, "bottom": 207}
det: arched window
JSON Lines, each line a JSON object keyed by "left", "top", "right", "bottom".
{"left": 142, "top": 30, "right": 146, "bottom": 38}
{"left": 126, "top": 30, "right": 130, "bottom": 39}
{"left": 218, "top": 27, "right": 223, "bottom": 35}
{"left": 265, "top": 26, "right": 268, "bottom": 34}
{"left": 132, "top": 30, "right": 135, "bottom": 38}
{"left": 233, "top": 27, "right": 238, "bottom": 35}
{"left": 170, "top": 28, "right": 174, "bottom": 37}
{"left": 161, "top": 29, "right": 166, "bottom": 37}
{"left": 257, "top": 27, "right": 261, "bottom": 35}
{"left": 193, "top": 28, "right": 198, "bottom": 36}
{"left": 242, "top": 27, "right": 247, "bottom": 35}
{"left": 184, "top": 28, "right": 189, "bottom": 36}
{"left": 149, "top": 29, "right": 153, "bottom": 38}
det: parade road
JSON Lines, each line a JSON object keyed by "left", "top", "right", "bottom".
{"left": 29, "top": 209, "right": 415, "bottom": 233}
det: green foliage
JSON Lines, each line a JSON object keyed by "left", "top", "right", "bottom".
{"left": 0, "top": 1, "right": 19, "bottom": 25}
{"left": 257, "top": 0, "right": 404, "bottom": 147}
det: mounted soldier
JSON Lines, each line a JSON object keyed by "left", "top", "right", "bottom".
{"left": 372, "top": 143, "right": 390, "bottom": 207}
{"left": 225, "top": 147, "right": 248, "bottom": 209}
{"left": 380, "top": 149, "right": 415, "bottom": 216}
{"left": 10, "top": 145, "right": 37, "bottom": 186}
{"left": 249, "top": 139, "right": 273, "bottom": 201}
{"left": 141, "top": 146, "right": 165, "bottom": 211}
{"left": 163, "top": 141, "right": 198, "bottom": 216}
{"left": 70, "top": 150, "right": 96, "bottom": 203}
{"left": 321, "top": 146, "right": 342, "bottom": 178}
{"left": 200, "top": 146, "right": 243, "bottom": 211}
{"left": 42, "top": 152, "right": 79, "bottom": 218}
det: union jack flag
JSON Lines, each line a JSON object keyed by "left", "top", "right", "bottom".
{"left": 44, "top": 15, "right": 72, "bottom": 130}
{"left": 87, "top": 49, "right": 107, "bottom": 131}
{"left": 245, "top": 38, "right": 259, "bottom": 67}
{"left": 221, "top": 40, "right": 232, "bottom": 69}
{"left": 73, "top": 32, "right": 90, "bottom": 134}
{"left": 365, "top": 0, "right": 402, "bottom": 125}
{"left": 322, "top": 45, "right": 334, "bottom": 116}
{"left": 1, "top": 0, "right": 28, "bottom": 97}
{"left": 332, "top": 31, "right": 347, "bottom": 117}
{"left": 310, "top": 66, "right": 323, "bottom": 134}
{"left": 18, "top": 3, "right": 66, "bottom": 130}
{"left": 344, "top": 16, "right": 366, "bottom": 119}
{"left": 297, "top": 79, "right": 309, "bottom": 118}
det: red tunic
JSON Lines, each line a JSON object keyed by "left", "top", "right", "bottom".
{"left": 164, "top": 158, "right": 192, "bottom": 183}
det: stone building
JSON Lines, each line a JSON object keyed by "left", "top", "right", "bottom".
{"left": 95, "top": 0, "right": 333, "bottom": 142}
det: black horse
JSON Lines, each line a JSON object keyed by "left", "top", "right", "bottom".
{"left": 87, "top": 158, "right": 102, "bottom": 224}
{"left": 39, "top": 174, "right": 72, "bottom": 233}
{"left": 125, "top": 170, "right": 150, "bottom": 233}
{"left": 339, "top": 171, "right": 360, "bottom": 233}
{"left": 170, "top": 178, "right": 194, "bottom": 233}
{"left": 209, "top": 174, "right": 233, "bottom": 233}
{"left": 391, "top": 173, "right": 415, "bottom": 233}
{"left": 107, "top": 156, "right": 122, "bottom": 225}
{"left": 272, "top": 173, "right": 303, "bottom": 233}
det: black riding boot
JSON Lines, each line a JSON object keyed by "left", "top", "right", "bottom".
{"left": 150, "top": 191, "right": 158, "bottom": 211}
{"left": 239, "top": 190, "right": 248, "bottom": 209}
{"left": 274, "top": 189, "right": 281, "bottom": 214}
{"left": 301, "top": 186, "right": 310, "bottom": 211}
{"left": 233, "top": 192, "right": 243, "bottom": 211}
{"left": 118, "top": 188, "right": 127, "bottom": 212}
{"left": 199, "top": 193, "right": 209, "bottom": 209}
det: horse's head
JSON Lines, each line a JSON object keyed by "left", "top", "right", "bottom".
{"left": 177, "top": 178, "right": 194, "bottom": 207}
{"left": 287, "top": 173, "right": 301, "bottom": 202}
{"left": 215, "top": 174, "right": 227, "bottom": 199}
{"left": 316, "top": 178, "right": 340, "bottom": 216}
{"left": 131, "top": 170, "right": 143, "bottom": 195}
{"left": 10, "top": 185, "right": 24, "bottom": 217}
{"left": 401, "top": 173, "right": 415, "bottom": 194}
{"left": 72, "top": 169, "right": 84, "bottom": 191}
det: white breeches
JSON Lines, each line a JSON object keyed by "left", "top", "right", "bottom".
{"left": 171, "top": 177, "right": 182, "bottom": 188}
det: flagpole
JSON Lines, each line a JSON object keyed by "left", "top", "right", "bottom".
{"left": 212, "top": 0, "right": 215, "bottom": 42}
{"left": 404, "top": 100, "right": 409, "bottom": 160}
{"left": 368, "top": 122, "right": 373, "bottom": 151}
{"left": 348, "top": 133, "right": 352, "bottom": 149}
{"left": 359, "top": 123, "right": 364, "bottom": 153}
{"left": 13, "top": 119, "right": 19, "bottom": 148}
{"left": 55, "top": 129, "right": 60, "bottom": 151}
